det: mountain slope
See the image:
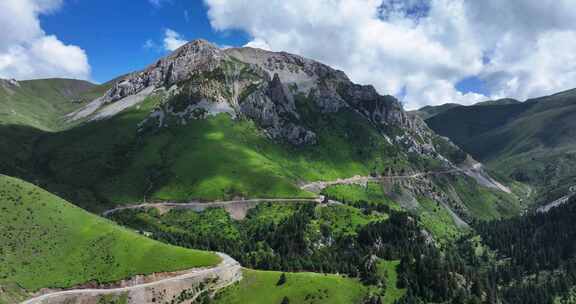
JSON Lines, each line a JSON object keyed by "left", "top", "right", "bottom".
{"left": 213, "top": 269, "right": 367, "bottom": 304}
{"left": 0, "top": 174, "right": 219, "bottom": 303}
{"left": 423, "top": 89, "right": 576, "bottom": 204}
{"left": 409, "top": 103, "right": 461, "bottom": 120}
{"left": 476, "top": 195, "right": 576, "bottom": 303}
{"left": 0, "top": 40, "right": 534, "bottom": 304}
{"left": 2, "top": 40, "right": 480, "bottom": 210}
{"left": 0, "top": 78, "right": 105, "bottom": 131}
{"left": 0, "top": 40, "right": 518, "bottom": 224}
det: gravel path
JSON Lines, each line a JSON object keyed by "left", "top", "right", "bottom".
{"left": 21, "top": 253, "right": 242, "bottom": 304}
{"left": 102, "top": 197, "right": 323, "bottom": 218}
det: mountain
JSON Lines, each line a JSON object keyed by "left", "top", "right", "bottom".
{"left": 0, "top": 78, "right": 107, "bottom": 131}
{"left": 71, "top": 41, "right": 428, "bottom": 147}
{"left": 0, "top": 40, "right": 518, "bottom": 222}
{"left": 410, "top": 99, "right": 522, "bottom": 121}
{"left": 474, "top": 98, "right": 521, "bottom": 107}
{"left": 409, "top": 103, "right": 462, "bottom": 120}
{"left": 0, "top": 174, "right": 219, "bottom": 304}
{"left": 0, "top": 40, "right": 534, "bottom": 304}
{"left": 422, "top": 89, "right": 576, "bottom": 204}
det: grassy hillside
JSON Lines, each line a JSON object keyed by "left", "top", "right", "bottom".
{"left": 213, "top": 269, "right": 367, "bottom": 304}
{"left": 425, "top": 102, "right": 535, "bottom": 154}
{"left": 424, "top": 89, "right": 576, "bottom": 204}
{"left": 3, "top": 91, "right": 426, "bottom": 211}
{"left": 321, "top": 183, "right": 463, "bottom": 241}
{"left": 109, "top": 195, "right": 475, "bottom": 303}
{"left": 0, "top": 79, "right": 110, "bottom": 182}
{"left": 475, "top": 98, "right": 521, "bottom": 107}
{"left": 0, "top": 78, "right": 104, "bottom": 131}
{"left": 0, "top": 174, "right": 219, "bottom": 302}
{"left": 409, "top": 103, "right": 461, "bottom": 120}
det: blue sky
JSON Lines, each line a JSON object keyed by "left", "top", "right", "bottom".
{"left": 2, "top": 0, "right": 576, "bottom": 108}
{"left": 40, "top": 0, "right": 248, "bottom": 83}
{"left": 36, "top": 0, "right": 488, "bottom": 96}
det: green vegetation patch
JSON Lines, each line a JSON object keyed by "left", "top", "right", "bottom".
{"left": 376, "top": 260, "right": 406, "bottom": 304}
{"left": 313, "top": 204, "right": 388, "bottom": 238}
{"left": 416, "top": 196, "right": 461, "bottom": 242}
{"left": 322, "top": 183, "right": 401, "bottom": 210}
{"left": 213, "top": 269, "right": 367, "bottom": 304}
{"left": 450, "top": 175, "right": 522, "bottom": 220}
{"left": 0, "top": 175, "right": 220, "bottom": 292}
{"left": 322, "top": 183, "right": 462, "bottom": 241}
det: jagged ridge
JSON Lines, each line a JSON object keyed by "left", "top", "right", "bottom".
{"left": 98, "top": 39, "right": 435, "bottom": 149}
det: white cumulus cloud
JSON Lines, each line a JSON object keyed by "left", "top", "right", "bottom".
{"left": 163, "top": 29, "right": 188, "bottom": 51}
{"left": 0, "top": 0, "right": 90, "bottom": 80}
{"left": 204, "top": 0, "right": 576, "bottom": 109}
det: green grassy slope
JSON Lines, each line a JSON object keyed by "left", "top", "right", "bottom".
{"left": 447, "top": 175, "right": 523, "bottom": 220}
{"left": 0, "top": 78, "right": 100, "bottom": 131}
{"left": 425, "top": 102, "right": 535, "bottom": 155}
{"left": 411, "top": 98, "right": 521, "bottom": 121}
{"left": 322, "top": 183, "right": 462, "bottom": 241}
{"left": 213, "top": 269, "right": 367, "bottom": 304}
{"left": 0, "top": 79, "right": 111, "bottom": 182}
{"left": 9, "top": 91, "right": 421, "bottom": 211}
{"left": 409, "top": 103, "right": 462, "bottom": 120}
{"left": 425, "top": 89, "right": 576, "bottom": 204}
{"left": 321, "top": 183, "right": 401, "bottom": 210}
{"left": 0, "top": 174, "right": 219, "bottom": 297}
{"left": 475, "top": 98, "right": 521, "bottom": 107}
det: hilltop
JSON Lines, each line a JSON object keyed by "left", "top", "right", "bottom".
{"left": 420, "top": 89, "right": 576, "bottom": 204}
{"left": 0, "top": 78, "right": 107, "bottom": 131}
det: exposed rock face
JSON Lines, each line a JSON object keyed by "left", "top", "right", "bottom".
{"left": 90, "top": 39, "right": 439, "bottom": 150}
{"left": 103, "top": 40, "right": 225, "bottom": 104}
{"left": 0, "top": 78, "right": 20, "bottom": 94}
{"left": 240, "top": 73, "right": 317, "bottom": 145}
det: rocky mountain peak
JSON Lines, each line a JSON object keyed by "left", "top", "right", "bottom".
{"left": 87, "top": 40, "right": 444, "bottom": 152}
{"left": 224, "top": 47, "right": 349, "bottom": 94}
{"left": 163, "top": 39, "right": 225, "bottom": 68}
{"left": 102, "top": 39, "right": 227, "bottom": 104}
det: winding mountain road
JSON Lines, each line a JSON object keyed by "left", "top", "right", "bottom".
{"left": 20, "top": 253, "right": 242, "bottom": 304}
{"left": 101, "top": 172, "right": 444, "bottom": 217}
{"left": 21, "top": 165, "right": 511, "bottom": 303}
{"left": 102, "top": 165, "right": 510, "bottom": 218}
{"left": 299, "top": 171, "right": 454, "bottom": 193}
{"left": 299, "top": 163, "right": 511, "bottom": 193}
{"left": 102, "top": 197, "right": 323, "bottom": 219}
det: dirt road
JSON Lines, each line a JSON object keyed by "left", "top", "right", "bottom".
{"left": 21, "top": 253, "right": 242, "bottom": 304}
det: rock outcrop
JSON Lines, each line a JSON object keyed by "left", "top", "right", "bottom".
{"left": 79, "top": 39, "right": 444, "bottom": 152}
{"left": 103, "top": 40, "right": 226, "bottom": 104}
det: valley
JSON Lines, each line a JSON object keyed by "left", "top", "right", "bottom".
{"left": 420, "top": 90, "right": 576, "bottom": 207}
{"left": 0, "top": 38, "right": 573, "bottom": 304}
